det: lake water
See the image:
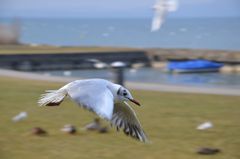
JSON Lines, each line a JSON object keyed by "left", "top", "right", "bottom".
{"left": 1, "top": 17, "right": 240, "bottom": 51}
{"left": 40, "top": 68, "right": 240, "bottom": 89}
{"left": 2, "top": 17, "right": 240, "bottom": 88}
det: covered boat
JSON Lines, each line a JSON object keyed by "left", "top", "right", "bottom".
{"left": 167, "top": 59, "right": 224, "bottom": 73}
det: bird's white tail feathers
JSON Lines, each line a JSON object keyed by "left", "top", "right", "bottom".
{"left": 38, "top": 86, "right": 68, "bottom": 106}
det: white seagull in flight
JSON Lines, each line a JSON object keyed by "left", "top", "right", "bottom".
{"left": 38, "top": 79, "right": 148, "bottom": 142}
{"left": 151, "top": 0, "right": 178, "bottom": 31}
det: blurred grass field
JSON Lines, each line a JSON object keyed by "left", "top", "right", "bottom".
{"left": 0, "top": 77, "right": 239, "bottom": 159}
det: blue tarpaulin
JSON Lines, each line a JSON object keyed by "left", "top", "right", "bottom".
{"left": 168, "top": 60, "right": 224, "bottom": 71}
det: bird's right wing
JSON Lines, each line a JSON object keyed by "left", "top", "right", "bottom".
{"left": 111, "top": 101, "right": 148, "bottom": 143}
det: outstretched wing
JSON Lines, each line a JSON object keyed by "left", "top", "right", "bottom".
{"left": 67, "top": 80, "right": 114, "bottom": 120}
{"left": 111, "top": 101, "right": 148, "bottom": 142}
{"left": 151, "top": 8, "right": 166, "bottom": 31}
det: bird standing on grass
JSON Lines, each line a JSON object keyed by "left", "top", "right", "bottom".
{"left": 38, "top": 79, "right": 148, "bottom": 142}
{"left": 84, "top": 118, "right": 102, "bottom": 131}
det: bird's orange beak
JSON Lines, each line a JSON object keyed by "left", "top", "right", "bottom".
{"left": 129, "top": 98, "right": 141, "bottom": 106}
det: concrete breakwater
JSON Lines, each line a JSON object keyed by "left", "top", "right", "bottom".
{"left": 0, "top": 51, "right": 150, "bottom": 71}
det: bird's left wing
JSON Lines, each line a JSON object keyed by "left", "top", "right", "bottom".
{"left": 111, "top": 102, "right": 148, "bottom": 142}
{"left": 67, "top": 80, "right": 114, "bottom": 120}
{"left": 151, "top": 8, "right": 166, "bottom": 31}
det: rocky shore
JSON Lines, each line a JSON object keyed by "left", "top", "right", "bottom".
{"left": 145, "top": 48, "right": 240, "bottom": 73}
{"left": 145, "top": 48, "right": 240, "bottom": 64}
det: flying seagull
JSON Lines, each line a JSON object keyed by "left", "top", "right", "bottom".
{"left": 38, "top": 79, "right": 148, "bottom": 142}
{"left": 151, "top": 0, "right": 178, "bottom": 31}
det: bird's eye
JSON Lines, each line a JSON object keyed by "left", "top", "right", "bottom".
{"left": 123, "top": 92, "right": 127, "bottom": 96}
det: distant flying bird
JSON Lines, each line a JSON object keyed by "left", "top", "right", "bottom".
{"left": 38, "top": 79, "right": 148, "bottom": 142}
{"left": 151, "top": 0, "right": 178, "bottom": 31}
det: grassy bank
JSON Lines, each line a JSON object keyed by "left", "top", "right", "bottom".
{"left": 0, "top": 45, "right": 136, "bottom": 54}
{"left": 0, "top": 77, "right": 239, "bottom": 159}
{"left": 1, "top": 45, "right": 240, "bottom": 63}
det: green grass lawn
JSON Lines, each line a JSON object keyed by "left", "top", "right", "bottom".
{"left": 0, "top": 77, "right": 239, "bottom": 159}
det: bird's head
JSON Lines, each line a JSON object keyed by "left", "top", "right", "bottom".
{"left": 117, "top": 87, "right": 141, "bottom": 106}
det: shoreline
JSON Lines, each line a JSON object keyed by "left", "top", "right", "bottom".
{"left": 145, "top": 48, "right": 240, "bottom": 64}
{"left": 0, "top": 45, "right": 239, "bottom": 64}
{"left": 1, "top": 69, "right": 239, "bottom": 96}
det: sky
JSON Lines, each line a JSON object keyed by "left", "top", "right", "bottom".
{"left": 0, "top": 0, "right": 240, "bottom": 18}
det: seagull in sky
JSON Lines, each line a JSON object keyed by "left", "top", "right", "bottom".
{"left": 151, "top": 0, "right": 178, "bottom": 31}
{"left": 38, "top": 79, "right": 148, "bottom": 142}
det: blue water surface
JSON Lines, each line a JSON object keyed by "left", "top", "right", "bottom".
{"left": 1, "top": 18, "right": 240, "bottom": 51}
